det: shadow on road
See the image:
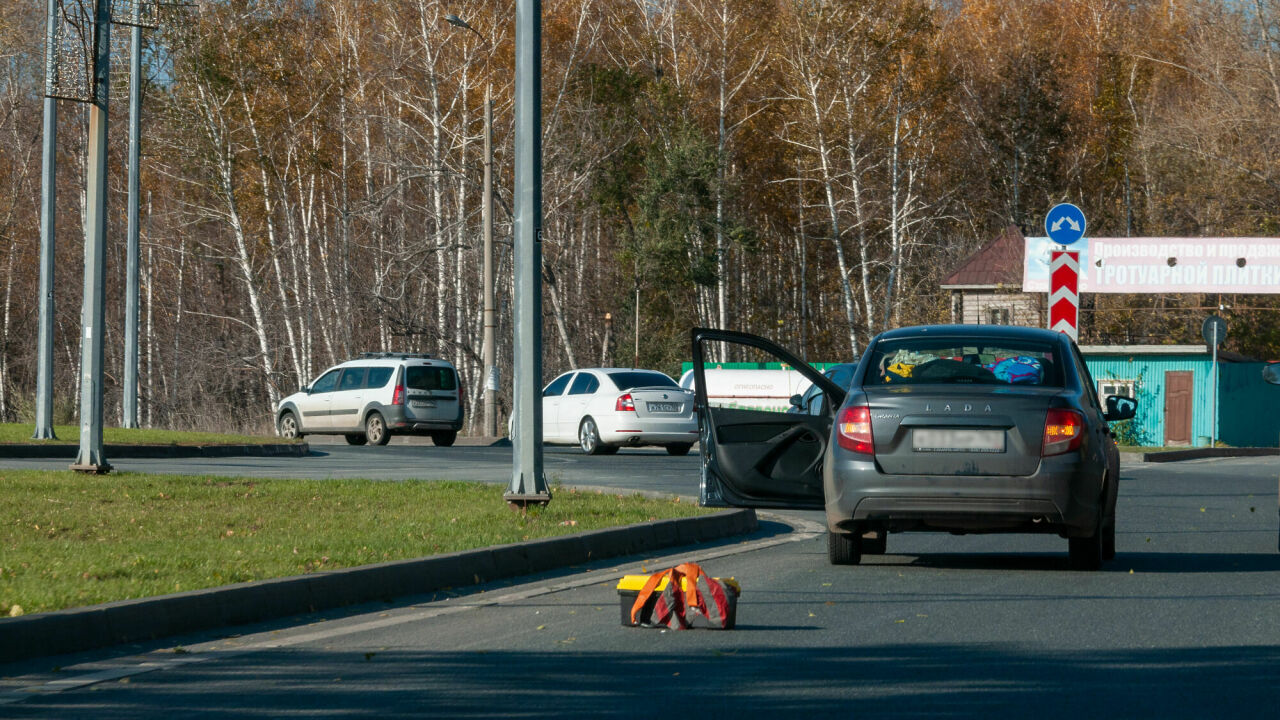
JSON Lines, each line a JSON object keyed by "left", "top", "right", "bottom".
{"left": 7, "top": 644, "right": 1276, "bottom": 717}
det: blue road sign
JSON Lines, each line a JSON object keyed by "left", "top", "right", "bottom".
{"left": 1045, "top": 203, "right": 1087, "bottom": 245}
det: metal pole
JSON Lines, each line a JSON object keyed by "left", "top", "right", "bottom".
{"left": 123, "top": 23, "right": 142, "bottom": 428}
{"left": 72, "top": 0, "right": 111, "bottom": 473}
{"left": 505, "top": 0, "right": 549, "bottom": 506}
{"left": 482, "top": 85, "right": 497, "bottom": 438}
{"left": 1211, "top": 325, "right": 1218, "bottom": 448}
{"left": 33, "top": 0, "right": 59, "bottom": 440}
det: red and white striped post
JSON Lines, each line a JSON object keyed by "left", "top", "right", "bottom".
{"left": 1049, "top": 250, "right": 1080, "bottom": 341}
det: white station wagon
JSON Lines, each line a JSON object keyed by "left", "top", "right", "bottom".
{"left": 539, "top": 368, "right": 699, "bottom": 455}
{"left": 276, "top": 353, "right": 463, "bottom": 446}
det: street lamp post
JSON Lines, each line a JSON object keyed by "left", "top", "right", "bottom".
{"left": 444, "top": 14, "right": 497, "bottom": 439}
{"left": 506, "top": 0, "right": 550, "bottom": 506}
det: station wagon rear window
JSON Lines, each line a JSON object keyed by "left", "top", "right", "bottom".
{"left": 406, "top": 366, "right": 457, "bottom": 391}
{"left": 865, "top": 338, "right": 1064, "bottom": 387}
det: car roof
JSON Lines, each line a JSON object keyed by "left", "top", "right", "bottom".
{"left": 337, "top": 357, "right": 454, "bottom": 367}
{"left": 872, "top": 324, "right": 1067, "bottom": 345}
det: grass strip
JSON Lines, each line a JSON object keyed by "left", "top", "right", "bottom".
{"left": 1, "top": 423, "right": 287, "bottom": 446}
{"left": 0, "top": 470, "right": 709, "bottom": 616}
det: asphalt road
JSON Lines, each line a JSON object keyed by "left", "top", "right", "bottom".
{"left": 2, "top": 452, "right": 1279, "bottom": 716}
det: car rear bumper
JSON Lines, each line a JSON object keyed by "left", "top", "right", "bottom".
{"left": 596, "top": 415, "right": 698, "bottom": 447}
{"left": 603, "top": 429, "right": 700, "bottom": 446}
{"left": 824, "top": 452, "right": 1103, "bottom": 537}
{"left": 385, "top": 405, "right": 463, "bottom": 433}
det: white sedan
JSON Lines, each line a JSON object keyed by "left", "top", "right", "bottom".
{"left": 540, "top": 368, "right": 699, "bottom": 455}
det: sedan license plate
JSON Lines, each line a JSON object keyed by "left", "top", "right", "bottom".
{"left": 647, "top": 401, "right": 681, "bottom": 413}
{"left": 912, "top": 428, "right": 1005, "bottom": 453}
{"left": 410, "top": 399, "right": 437, "bottom": 409}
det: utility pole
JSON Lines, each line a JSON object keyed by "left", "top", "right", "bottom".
{"left": 33, "top": 0, "right": 61, "bottom": 440}
{"left": 71, "top": 0, "right": 113, "bottom": 473}
{"left": 482, "top": 85, "right": 497, "bottom": 438}
{"left": 505, "top": 0, "right": 550, "bottom": 506}
{"left": 122, "top": 20, "right": 143, "bottom": 428}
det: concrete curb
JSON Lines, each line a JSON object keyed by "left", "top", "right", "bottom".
{"left": 0, "top": 443, "right": 309, "bottom": 460}
{"left": 0, "top": 508, "right": 757, "bottom": 664}
{"left": 1141, "top": 447, "right": 1280, "bottom": 463}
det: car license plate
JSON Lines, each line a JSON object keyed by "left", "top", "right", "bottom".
{"left": 647, "top": 401, "right": 680, "bottom": 413}
{"left": 411, "top": 399, "right": 436, "bottom": 408}
{"left": 912, "top": 428, "right": 1005, "bottom": 453}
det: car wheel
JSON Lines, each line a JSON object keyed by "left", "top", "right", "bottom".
{"left": 278, "top": 411, "right": 301, "bottom": 440}
{"left": 432, "top": 431, "right": 457, "bottom": 447}
{"left": 579, "top": 417, "right": 608, "bottom": 455}
{"left": 1101, "top": 513, "right": 1117, "bottom": 561}
{"left": 1068, "top": 514, "right": 1105, "bottom": 571}
{"left": 365, "top": 412, "right": 390, "bottom": 446}
{"left": 827, "top": 531, "right": 862, "bottom": 565}
{"left": 862, "top": 530, "right": 887, "bottom": 555}
{"left": 665, "top": 443, "right": 692, "bottom": 456}
{"left": 344, "top": 433, "right": 367, "bottom": 446}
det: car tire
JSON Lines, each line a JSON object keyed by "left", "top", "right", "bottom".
{"left": 1068, "top": 514, "right": 1105, "bottom": 571}
{"left": 862, "top": 530, "right": 887, "bottom": 555}
{"left": 579, "top": 417, "right": 608, "bottom": 455}
{"left": 827, "top": 531, "right": 862, "bottom": 565}
{"left": 665, "top": 443, "right": 693, "bottom": 456}
{"left": 365, "top": 412, "right": 391, "bottom": 446}
{"left": 432, "top": 431, "right": 457, "bottom": 447}
{"left": 1101, "top": 513, "right": 1117, "bottom": 561}
{"left": 278, "top": 411, "right": 302, "bottom": 440}
{"left": 344, "top": 433, "right": 367, "bottom": 446}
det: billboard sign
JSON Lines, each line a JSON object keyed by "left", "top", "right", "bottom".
{"left": 1023, "top": 237, "right": 1280, "bottom": 293}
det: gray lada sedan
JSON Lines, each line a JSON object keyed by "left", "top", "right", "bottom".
{"left": 691, "top": 326, "right": 1137, "bottom": 570}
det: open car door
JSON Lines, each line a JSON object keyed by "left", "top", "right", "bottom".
{"left": 692, "top": 328, "right": 846, "bottom": 510}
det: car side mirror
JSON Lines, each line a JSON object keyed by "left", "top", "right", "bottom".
{"left": 1104, "top": 395, "right": 1137, "bottom": 422}
{"left": 1264, "top": 362, "right": 1280, "bottom": 385}
{"left": 789, "top": 394, "right": 803, "bottom": 408}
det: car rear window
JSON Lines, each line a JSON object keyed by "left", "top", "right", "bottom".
{"left": 605, "top": 371, "right": 678, "bottom": 391}
{"left": 406, "top": 365, "right": 457, "bottom": 391}
{"left": 864, "top": 338, "right": 1064, "bottom": 387}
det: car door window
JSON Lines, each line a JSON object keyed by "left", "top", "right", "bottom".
{"left": 1069, "top": 344, "right": 1101, "bottom": 410}
{"left": 310, "top": 369, "right": 340, "bottom": 394}
{"left": 365, "top": 367, "right": 393, "bottom": 389}
{"left": 338, "top": 368, "right": 366, "bottom": 391}
{"left": 543, "top": 374, "right": 572, "bottom": 397}
{"left": 568, "top": 373, "right": 599, "bottom": 395}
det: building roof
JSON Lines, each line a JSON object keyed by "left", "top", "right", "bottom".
{"left": 940, "top": 225, "right": 1027, "bottom": 289}
{"left": 1079, "top": 345, "right": 1258, "bottom": 362}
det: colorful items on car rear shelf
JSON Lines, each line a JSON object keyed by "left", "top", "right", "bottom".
{"left": 881, "top": 352, "right": 1045, "bottom": 384}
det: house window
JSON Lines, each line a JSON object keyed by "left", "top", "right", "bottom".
{"left": 1098, "top": 380, "right": 1135, "bottom": 399}
{"left": 987, "top": 307, "right": 1012, "bottom": 325}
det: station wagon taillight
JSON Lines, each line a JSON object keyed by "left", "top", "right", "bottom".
{"left": 392, "top": 383, "right": 405, "bottom": 406}
{"left": 1042, "top": 408, "right": 1084, "bottom": 456}
{"left": 836, "top": 404, "right": 874, "bottom": 455}
{"left": 616, "top": 393, "right": 636, "bottom": 412}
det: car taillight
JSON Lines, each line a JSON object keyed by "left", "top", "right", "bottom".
{"left": 1042, "top": 408, "right": 1084, "bottom": 456}
{"left": 392, "top": 384, "right": 405, "bottom": 406}
{"left": 836, "top": 404, "right": 874, "bottom": 454}
{"left": 616, "top": 393, "right": 635, "bottom": 412}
